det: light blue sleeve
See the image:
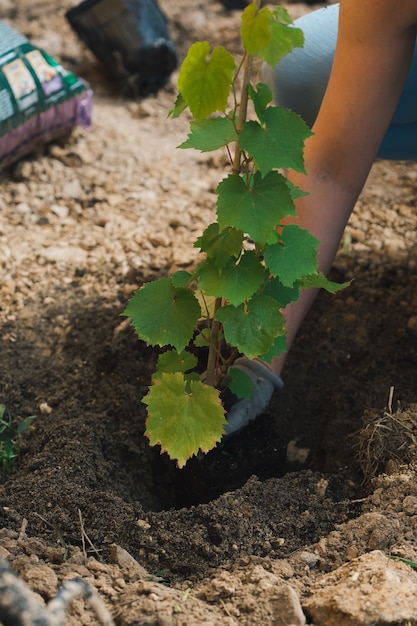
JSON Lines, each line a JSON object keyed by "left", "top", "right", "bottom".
{"left": 262, "top": 4, "right": 417, "bottom": 161}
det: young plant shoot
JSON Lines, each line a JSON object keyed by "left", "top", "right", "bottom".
{"left": 123, "top": 2, "right": 346, "bottom": 467}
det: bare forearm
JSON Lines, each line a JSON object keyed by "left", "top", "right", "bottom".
{"left": 270, "top": 0, "right": 417, "bottom": 375}
{"left": 271, "top": 158, "right": 358, "bottom": 376}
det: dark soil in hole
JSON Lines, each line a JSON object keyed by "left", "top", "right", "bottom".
{"left": 0, "top": 252, "right": 411, "bottom": 582}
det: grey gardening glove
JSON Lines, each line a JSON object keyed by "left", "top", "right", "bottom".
{"left": 222, "top": 356, "right": 283, "bottom": 436}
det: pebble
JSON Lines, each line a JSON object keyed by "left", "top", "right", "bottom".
{"left": 22, "top": 565, "right": 58, "bottom": 599}
{"left": 407, "top": 315, "right": 417, "bottom": 336}
{"left": 403, "top": 495, "right": 417, "bottom": 516}
{"left": 304, "top": 550, "right": 417, "bottom": 626}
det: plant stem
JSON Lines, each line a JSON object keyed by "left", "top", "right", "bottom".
{"left": 232, "top": 50, "right": 253, "bottom": 175}
{"left": 205, "top": 50, "right": 255, "bottom": 388}
{"left": 205, "top": 297, "right": 223, "bottom": 387}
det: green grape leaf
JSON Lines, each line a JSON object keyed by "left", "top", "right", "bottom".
{"left": 241, "top": 5, "right": 304, "bottom": 67}
{"left": 196, "top": 292, "right": 218, "bottom": 320}
{"left": 123, "top": 277, "right": 201, "bottom": 352}
{"left": 259, "top": 332, "right": 287, "bottom": 364}
{"left": 273, "top": 5, "right": 294, "bottom": 25}
{"left": 194, "top": 222, "right": 244, "bottom": 269}
{"left": 264, "top": 225, "right": 319, "bottom": 287}
{"left": 239, "top": 107, "right": 313, "bottom": 175}
{"left": 171, "top": 270, "right": 193, "bottom": 288}
{"left": 197, "top": 251, "right": 267, "bottom": 306}
{"left": 228, "top": 367, "right": 254, "bottom": 400}
{"left": 154, "top": 349, "right": 198, "bottom": 379}
{"left": 177, "top": 42, "right": 235, "bottom": 121}
{"left": 185, "top": 372, "right": 201, "bottom": 382}
{"left": 228, "top": 366, "right": 254, "bottom": 400}
{"left": 168, "top": 92, "right": 187, "bottom": 118}
{"left": 299, "top": 273, "right": 351, "bottom": 294}
{"left": 266, "top": 229, "right": 279, "bottom": 246}
{"left": 286, "top": 178, "right": 309, "bottom": 200}
{"left": 179, "top": 117, "right": 237, "bottom": 152}
{"left": 248, "top": 82, "right": 273, "bottom": 124}
{"left": 263, "top": 276, "right": 300, "bottom": 307}
{"left": 217, "top": 171, "right": 296, "bottom": 246}
{"left": 144, "top": 373, "right": 226, "bottom": 468}
{"left": 216, "top": 294, "right": 284, "bottom": 359}
{"left": 193, "top": 331, "right": 210, "bottom": 348}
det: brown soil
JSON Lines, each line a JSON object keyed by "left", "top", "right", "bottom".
{"left": 1, "top": 1, "right": 417, "bottom": 625}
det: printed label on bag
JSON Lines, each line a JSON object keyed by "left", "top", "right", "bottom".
{"left": 0, "top": 21, "right": 88, "bottom": 137}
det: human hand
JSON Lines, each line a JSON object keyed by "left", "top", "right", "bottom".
{"left": 221, "top": 356, "right": 283, "bottom": 436}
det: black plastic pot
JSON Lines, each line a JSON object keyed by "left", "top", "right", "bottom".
{"left": 66, "top": 0, "right": 178, "bottom": 98}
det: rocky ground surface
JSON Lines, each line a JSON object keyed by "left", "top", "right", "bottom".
{"left": 1, "top": 1, "right": 417, "bottom": 625}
